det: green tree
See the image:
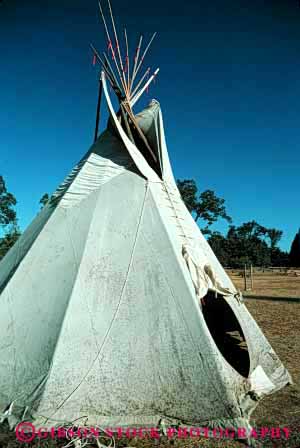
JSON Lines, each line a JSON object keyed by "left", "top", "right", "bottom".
{"left": 233, "top": 221, "right": 267, "bottom": 240}
{"left": 0, "top": 227, "right": 21, "bottom": 260}
{"left": 177, "top": 179, "right": 287, "bottom": 267}
{"left": 176, "top": 179, "right": 198, "bottom": 213}
{"left": 208, "top": 231, "right": 230, "bottom": 266}
{"left": 271, "top": 247, "right": 289, "bottom": 267}
{"left": 208, "top": 221, "right": 286, "bottom": 268}
{"left": 0, "top": 175, "right": 20, "bottom": 261}
{"left": 0, "top": 175, "right": 17, "bottom": 227}
{"left": 266, "top": 228, "right": 283, "bottom": 250}
{"left": 177, "top": 179, "right": 231, "bottom": 234}
{"left": 264, "top": 228, "right": 283, "bottom": 265}
{"left": 225, "top": 223, "right": 271, "bottom": 267}
{"left": 39, "top": 193, "right": 49, "bottom": 208}
{"left": 289, "top": 229, "right": 300, "bottom": 267}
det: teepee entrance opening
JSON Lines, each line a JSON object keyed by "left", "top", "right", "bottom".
{"left": 202, "top": 291, "right": 250, "bottom": 378}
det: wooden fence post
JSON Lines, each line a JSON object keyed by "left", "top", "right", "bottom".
{"left": 250, "top": 264, "right": 253, "bottom": 290}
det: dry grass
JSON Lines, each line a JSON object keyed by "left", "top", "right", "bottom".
{"left": 227, "top": 269, "right": 300, "bottom": 299}
{"left": 246, "top": 299, "right": 300, "bottom": 446}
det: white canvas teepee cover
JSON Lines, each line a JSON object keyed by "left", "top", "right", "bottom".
{"left": 0, "top": 73, "right": 291, "bottom": 432}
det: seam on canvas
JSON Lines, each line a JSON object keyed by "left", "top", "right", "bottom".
{"left": 49, "top": 182, "right": 150, "bottom": 416}
{"left": 146, "top": 188, "right": 236, "bottom": 420}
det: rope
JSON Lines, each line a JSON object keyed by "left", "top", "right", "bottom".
{"left": 162, "top": 182, "right": 189, "bottom": 243}
{"left": 182, "top": 245, "right": 209, "bottom": 300}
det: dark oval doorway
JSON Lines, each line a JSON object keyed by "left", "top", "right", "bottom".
{"left": 202, "top": 291, "right": 250, "bottom": 378}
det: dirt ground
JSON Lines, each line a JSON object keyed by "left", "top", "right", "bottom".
{"left": 0, "top": 273, "right": 299, "bottom": 448}
{"left": 245, "top": 298, "right": 300, "bottom": 446}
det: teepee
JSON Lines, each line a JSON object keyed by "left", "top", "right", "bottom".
{"left": 0, "top": 1, "right": 291, "bottom": 437}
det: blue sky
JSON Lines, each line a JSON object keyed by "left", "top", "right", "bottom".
{"left": 0, "top": 0, "right": 299, "bottom": 251}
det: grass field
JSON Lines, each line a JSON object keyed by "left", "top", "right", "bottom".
{"left": 227, "top": 269, "right": 300, "bottom": 299}
{"left": 244, "top": 298, "right": 300, "bottom": 446}
{"left": 229, "top": 270, "right": 300, "bottom": 447}
{"left": 0, "top": 272, "right": 299, "bottom": 448}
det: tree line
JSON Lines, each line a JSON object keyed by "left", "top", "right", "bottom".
{"left": 0, "top": 176, "right": 48, "bottom": 260}
{"left": 176, "top": 179, "right": 300, "bottom": 268}
{"left": 0, "top": 175, "right": 299, "bottom": 267}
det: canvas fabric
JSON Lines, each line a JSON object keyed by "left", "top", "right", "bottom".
{"left": 0, "top": 74, "right": 291, "bottom": 433}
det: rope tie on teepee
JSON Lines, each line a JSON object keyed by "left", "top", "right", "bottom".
{"left": 182, "top": 244, "right": 210, "bottom": 301}
{"left": 182, "top": 245, "right": 234, "bottom": 304}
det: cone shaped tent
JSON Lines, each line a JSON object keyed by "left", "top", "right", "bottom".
{"left": 0, "top": 72, "right": 291, "bottom": 433}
